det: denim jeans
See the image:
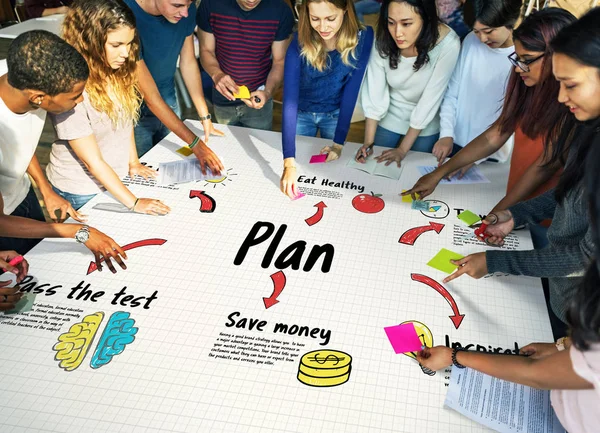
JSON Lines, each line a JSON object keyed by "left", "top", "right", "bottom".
{"left": 354, "top": 0, "right": 382, "bottom": 22}
{"left": 296, "top": 109, "right": 339, "bottom": 139}
{"left": 374, "top": 125, "right": 439, "bottom": 152}
{"left": 135, "top": 93, "right": 181, "bottom": 157}
{"left": 0, "top": 186, "right": 45, "bottom": 254}
{"left": 52, "top": 185, "right": 97, "bottom": 211}
{"left": 214, "top": 99, "right": 273, "bottom": 131}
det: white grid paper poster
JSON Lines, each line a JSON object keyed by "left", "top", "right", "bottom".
{"left": 0, "top": 123, "right": 554, "bottom": 433}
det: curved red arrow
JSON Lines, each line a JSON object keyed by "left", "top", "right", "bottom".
{"left": 411, "top": 273, "right": 465, "bottom": 329}
{"left": 305, "top": 201, "right": 327, "bottom": 226}
{"left": 399, "top": 222, "right": 445, "bottom": 246}
{"left": 189, "top": 190, "right": 216, "bottom": 213}
{"left": 87, "top": 238, "right": 167, "bottom": 274}
{"left": 263, "top": 271, "right": 286, "bottom": 309}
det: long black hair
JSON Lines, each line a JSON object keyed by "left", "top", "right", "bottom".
{"left": 376, "top": 0, "right": 440, "bottom": 71}
{"left": 548, "top": 8, "right": 600, "bottom": 203}
{"left": 473, "top": 0, "right": 522, "bottom": 29}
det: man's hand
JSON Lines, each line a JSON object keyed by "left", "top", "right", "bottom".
{"left": 0, "top": 250, "right": 28, "bottom": 283}
{"left": 192, "top": 140, "right": 225, "bottom": 175}
{"left": 213, "top": 72, "right": 239, "bottom": 101}
{"left": 201, "top": 119, "right": 225, "bottom": 144}
{"left": 43, "top": 190, "right": 87, "bottom": 223}
{"left": 241, "top": 90, "right": 270, "bottom": 110}
{"left": 84, "top": 227, "right": 128, "bottom": 274}
{"left": 402, "top": 171, "right": 443, "bottom": 200}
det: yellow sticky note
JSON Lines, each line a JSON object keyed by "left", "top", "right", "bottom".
{"left": 176, "top": 146, "right": 193, "bottom": 156}
{"left": 401, "top": 190, "right": 419, "bottom": 203}
{"left": 234, "top": 85, "right": 251, "bottom": 99}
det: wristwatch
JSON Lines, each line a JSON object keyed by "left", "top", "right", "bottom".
{"left": 198, "top": 114, "right": 211, "bottom": 121}
{"left": 555, "top": 337, "right": 567, "bottom": 351}
{"left": 74, "top": 225, "right": 90, "bottom": 244}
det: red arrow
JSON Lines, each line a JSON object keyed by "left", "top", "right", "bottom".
{"left": 263, "top": 271, "right": 286, "bottom": 309}
{"left": 87, "top": 238, "right": 167, "bottom": 274}
{"left": 189, "top": 190, "right": 216, "bottom": 213}
{"left": 411, "top": 273, "right": 465, "bottom": 329}
{"left": 305, "top": 201, "right": 327, "bottom": 226}
{"left": 399, "top": 222, "right": 445, "bottom": 246}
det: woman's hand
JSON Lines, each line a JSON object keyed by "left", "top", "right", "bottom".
{"left": 129, "top": 162, "right": 158, "bottom": 180}
{"left": 375, "top": 148, "right": 407, "bottom": 167}
{"left": 133, "top": 198, "right": 171, "bottom": 216}
{"left": 280, "top": 164, "right": 298, "bottom": 199}
{"left": 320, "top": 143, "right": 343, "bottom": 162}
{"left": 402, "top": 171, "right": 443, "bottom": 200}
{"left": 520, "top": 342, "right": 560, "bottom": 359}
{"left": 443, "top": 252, "right": 488, "bottom": 283}
{"left": 0, "top": 251, "right": 28, "bottom": 283}
{"left": 480, "top": 211, "right": 515, "bottom": 246}
{"left": 416, "top": 346, "right": 453, "bottom": 371}
{"left": 432, "top": 137, "right": 454, "bottom": 166}
{"left": 355, "top": 144, "right": 374, "bottom": 162}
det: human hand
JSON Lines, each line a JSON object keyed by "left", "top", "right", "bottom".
{"left": 355, "top": 144, "right": 374, "bottom": 162}
{"left": 201, "top": 118, "right": 225, "bottom": 144}
{"left": 192, "top": 140, "right": 224, "bottom": 175}
{"left": 43, "top": 190, "right": 87, "bottom": 223}
{"left": 520, "top": 342, "right": 559, "bottom": 359}
{"left": 375, "top": 148, "right": 406, "bottom": 167}
{"left": 432, "top": 137, "right": 454, "bottom": 166}
{"left": 133, "top": 198, "right": 171, "bottom": 216}
{"left": 443, "top": 252, "right": 488, "bottom": 283}
{"left": 447, "top": 163, "right": 474, "bottom": 180}
{"left": 241, "top": 90, "right": 269, "bottom": 110}
{"left": 320, "top": 143, "right": 343, "bottom": 162}
{"left": 213, "top": 72, "right": 239, "bottom": 101}
{"left": 280, "top": 165, "right": 298, "bottom": 199}
{"left": 0, "top": 283, "right": 23, "bottom": 312}
{"left": 0, "top": 251, "right": 28, "bottom": 283}
{"left": 480, "top": 211, "right": 514, "bottom": 246}
{"left": 129, "top": 162, "right": 157, "bottom": 180}
{"left": 402, "top": 171, "right": 443, "bottom": 200}
{"left": 84, "top": 227, "right": 128, "bottom": 273}
{"left": 416, "top": 346, "right": 453, "bottom": 371}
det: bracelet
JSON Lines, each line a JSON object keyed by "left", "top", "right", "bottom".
{"left": 452, "top": 348, "right": 466, "bottom": 369}
{"left": 555, "top": 337, "right": 567, "bottom": 351}
{"left": 189, "top": 136, "right": 200, "bottom": 149}
{"left": 130, "top": 198, "right": 139, "bottom": 211}
{"left": 198, "top": 114, "right": 211, "bottom": 121}
{"left": 283, "top": 166, "right": 296, "bottom": 170}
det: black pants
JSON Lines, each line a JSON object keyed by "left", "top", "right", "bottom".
{"left": 0, "top": 186, "right": 45, "bottom": 255}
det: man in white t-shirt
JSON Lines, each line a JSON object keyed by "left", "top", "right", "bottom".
{"left": 0, "top": 30, "right": 128, "bottom": 276}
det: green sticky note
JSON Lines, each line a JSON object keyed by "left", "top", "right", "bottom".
{"left": 427, "top": 249, "right": 464, "bottom": 274}
{"left": 5, "top": 293, "right": 36, "bottom": 315}
{"left": 458, "top": 210, "right": 481, "bottom": 227}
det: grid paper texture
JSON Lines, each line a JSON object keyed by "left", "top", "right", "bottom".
{"left": 0, "top": 122, "right": 553, "bottom": 433}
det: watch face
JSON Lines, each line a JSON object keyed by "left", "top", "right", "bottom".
{"left": 76, "top": 229, "right": 90, "bottom": 243}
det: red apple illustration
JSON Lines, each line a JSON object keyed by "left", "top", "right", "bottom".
{"left": 352, "top": 192, "right": 385, "bottom": 214}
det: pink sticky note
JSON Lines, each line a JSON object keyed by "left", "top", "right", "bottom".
{"left": 291, "top": 192, "right": 306, "bottom": 201}
{"left": 384, "top": 323, "right": 424, "bottom": 354}
{"left": 310, "top": 154, "right": 327, "bottom": 164}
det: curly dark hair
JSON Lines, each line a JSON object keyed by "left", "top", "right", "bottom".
{"left": 375, "top": 0, "right": 440, "bottom": 71}
{"left": 6, "top": 30, "right": 89, "bottom": 96}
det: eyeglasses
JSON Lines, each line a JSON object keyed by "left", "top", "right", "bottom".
{"left": 508, "top": 52, "right": 545, "bottom": 73}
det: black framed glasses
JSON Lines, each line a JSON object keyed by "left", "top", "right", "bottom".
{"left": 508, "top": 52, "right": 545, "bottom": 73}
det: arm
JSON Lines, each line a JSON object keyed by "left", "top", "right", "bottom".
{"left": 137, "top": 59, "right": 223, "bottom": 174}
{"left": 26, "top": 155, "right": 85, "bottom": 222}
{"left": 417, "top": 347, "right": 592, "bottom": 390}
{"left": 178, "top": 35, "right": 224, "bottom": 143}
{"left": 492, "top": 153, "right": 562, "bottom": 212}
{"left": 67, "top": 134, "right": 170, "bottom": 215}
{"left": 198, "top": 29, "right": 239, "bottom": 101}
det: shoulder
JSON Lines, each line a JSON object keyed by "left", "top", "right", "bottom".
{"left": 434, "top": 24, "right": 460, "bottom": 53}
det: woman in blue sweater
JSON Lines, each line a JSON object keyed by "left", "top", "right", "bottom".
{"left": 280, "top": 0, "right": 374, "bottom": 198}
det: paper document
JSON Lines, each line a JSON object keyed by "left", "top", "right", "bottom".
{"left": 445, "top": 367, "right": 565, "bottom": 433}
{"left": 158, "top": 159, "right": 224, "bottom": 185}
{"left": 418, "top": 166, "right": 490, "bottom": 184}
{"left": 347, "top": 158, "right": 403, "bottom": 180}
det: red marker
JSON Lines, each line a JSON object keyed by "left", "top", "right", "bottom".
{"left": 2, "top": 255, "right": 23, "bottom": 272}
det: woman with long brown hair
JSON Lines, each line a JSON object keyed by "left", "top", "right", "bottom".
{"left": 46, "top": 0, "right": 170, "bottom": 216}
{"left": 280, "top": 0, "right": 373, "bottom": 198}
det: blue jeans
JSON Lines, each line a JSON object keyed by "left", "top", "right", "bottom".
{"left": 135, "top": 93, "right": 181, "bottom": 157}
{"left": 52, "top": 185, "right": 97, "bottom": 211}
{"left": 214, "top": 99, "right": 273, "bottom": 131}
{"left": 296, "top": 109, "right": 339, "bottom": 139}
{"left": 0, "top": 186, "right": 45, "bottom": 254}
{"left": 354, "top": 0, "right": 381, "bottom": 22}
{"left": 374, "top": 125, "right": 439, "bottom": 152}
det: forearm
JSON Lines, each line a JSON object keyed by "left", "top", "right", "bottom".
{"left": 0, "top": 214, "right": 79, "bottom": 239}
{"left": 264, "top": 61, "right": 284, "bottom": 99}
{"left": 179, "top": 54, "right": 210, "bottom": 118}
{"left": 456, "top": 349, "right": 591, "bottom": 390}
{"left": 200, "top": 50, "right": 224, "bottom": 83}
{"left": 398, "top": 128, "right": 422, "bottom": 153}
{"left": 41, "top": 6, "right": 62, "bottom": 16}
{"left": 508, "top": 190, "right": 558, "bottom": 226}
{"left": 87, "top": 162, "right": 136, "bottom": 208}
{"left": 364, "top": 118, "right": 378, "bottom": 146}
{"left": 26, "top": 156, "right": 54, "bottom": 197}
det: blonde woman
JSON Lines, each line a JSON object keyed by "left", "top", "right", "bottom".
{"left": 46, "top": 0, "right": 170, "bottom": 215}
{"left": 280, "top": 0, "right": 373, "bottom": 198}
